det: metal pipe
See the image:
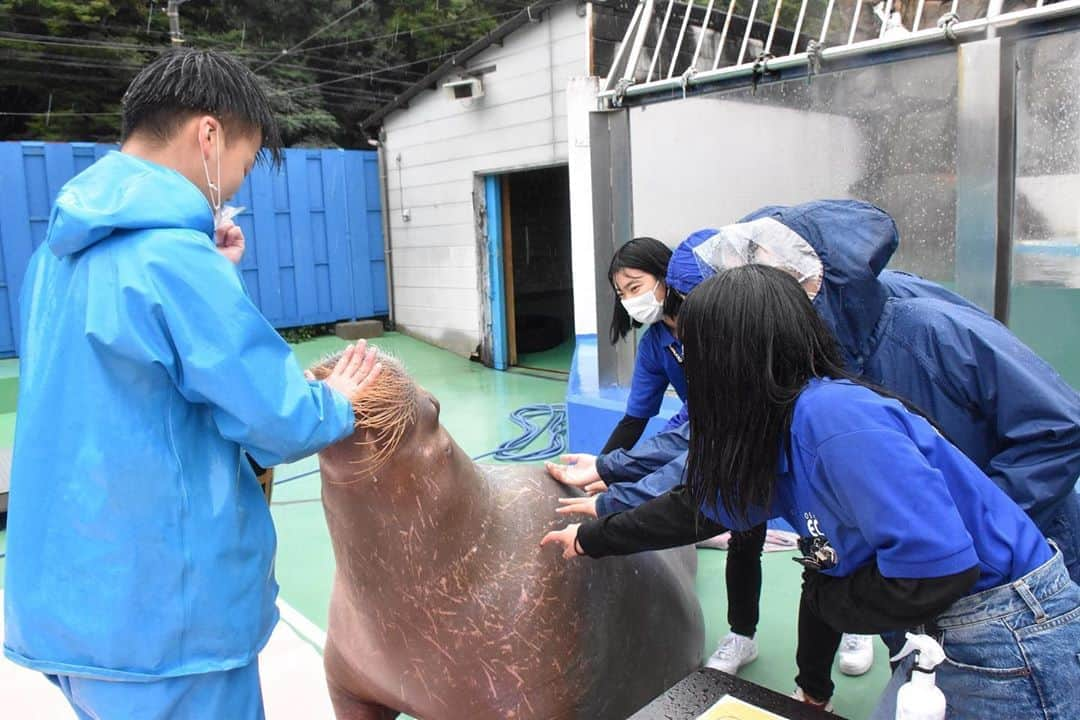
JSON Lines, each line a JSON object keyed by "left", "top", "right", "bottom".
{"left": 624, "top": 0, "right": 657, "bottom": 82}
{"left": 848, "top": 0, "right": 865, "bottom": 45}
{"left": 599, "top": 0, "right": 1080, "bottom": 101}
{"left": 667, "top": 0, "right": 696, "bottom": 79}
{"left": 691, "top": 0, "right": 719, "bottom": 70}
{"left": 987, "top": 0, "right": 1006, "bottom": 36}
{"left": 879, "top": 0, "right": 894, "bottom": 39}
{"left": 647, "top": 0, "right": 677, "bottom": 82}
{"left": 820, "top": 0, "right": 837, "bottom": 43}
{"left": 712, "top": 0, "right": 738, "bottom": 70}
{"left": 375, "top": 136, "right": 396, "bottom": 329}
{"left": 790, "top": 0, "right": 809, "bottom": 55}
{"left": 603, "top": 0, "right": 644, "bottom": 91}
{"left": 765, "top": 0, "right": 784, "bottom": 55}
{"left": 166, "top": 0, "right": 190, "bottom": 44}
{"left": 737, "top": 0, "right": 761, "bottom": 65}
{"left": 913, "top": 0, "right": 926, "bottom": 32}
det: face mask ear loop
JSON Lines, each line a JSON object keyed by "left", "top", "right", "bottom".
{"left": 214, "top": 129, "right": 223, "bottom": 212}
{"left": 202, "top": 125, "right": 223, "bottom": 216}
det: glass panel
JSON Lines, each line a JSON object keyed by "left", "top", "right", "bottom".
{"left": 1011, "top": 29, "right": 1080, "bottom": 388}
{"left": 629, "top": 50, "right": 959, "bottom": 282}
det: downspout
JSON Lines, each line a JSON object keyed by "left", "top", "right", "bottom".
{"left": 374, "top": 130, "right": 396, "bottom": 329}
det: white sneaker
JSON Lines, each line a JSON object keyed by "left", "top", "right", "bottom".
{"left": 705, "top": 632, "right": 758, "bottom": 674}
{"left": 838, "top": 633, "right": 875, "bottom": 676}
{"left": 791, "top": 687, "right": 835, "bottom": 712}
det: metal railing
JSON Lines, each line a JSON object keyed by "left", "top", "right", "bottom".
{"left": 601, "top": 0, "right": 1080, "bottom": 104}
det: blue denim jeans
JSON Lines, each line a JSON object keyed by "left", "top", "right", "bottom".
{"left": 872, "top": 548, "right": 1080, "bottom": 720}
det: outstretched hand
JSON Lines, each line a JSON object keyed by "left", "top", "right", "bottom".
{"left": 556, "top": 495, "right": 599, "bottom": 518}
{"left": 544, "top": 453, "right": 601, "bottom": 489}
{"left": 540, "top": 523, "right": 584, "bottom": 560}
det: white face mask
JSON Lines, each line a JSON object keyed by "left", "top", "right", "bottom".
{"left": 621, "top": 282, "right": 665, "bottom": 325}
{"left": 201, "top": 127, "right": 226, "bottom": 228}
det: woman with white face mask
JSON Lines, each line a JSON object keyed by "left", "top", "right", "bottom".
{"left": 600, "top": 237, "right": 688, "bottom": 455}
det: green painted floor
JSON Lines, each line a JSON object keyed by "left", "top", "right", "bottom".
{"left": 516, "top": 337, "right": 575, "bottom": 374}
{"left": 0, "top": 332, "right": 889, "bottom": 719}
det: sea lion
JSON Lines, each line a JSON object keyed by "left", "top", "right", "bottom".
{"left": 312, "top": 352, "right": 704, "bottom": 720}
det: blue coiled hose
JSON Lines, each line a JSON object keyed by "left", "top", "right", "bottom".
{"left": 471, "top": 403, "right": 568, "bottom": 463}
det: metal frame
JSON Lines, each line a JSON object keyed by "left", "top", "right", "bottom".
{"left": 588, "top": 1, "right": 1080, "bottom": 389}
{"left": 589, "top": 110, "right": 637, "bottom": 388}
{"left": 601, "top": 0, "right": 1080, "bottom": 105}
{"left": 955, "top": 37, "right": 1017, "bottom": 318}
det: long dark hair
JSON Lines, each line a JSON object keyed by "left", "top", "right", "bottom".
{"left": 679, "top": 265, "right": 943, "bottom": 522}
{"left": 608, "top": 237, "right": 672, "bottom": 344}
{"left": 679, "top": 265, "right": 852, "bottom": 522}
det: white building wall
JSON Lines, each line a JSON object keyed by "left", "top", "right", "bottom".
{"left": 381, "top": 2, "right": 588, "bottom": 356}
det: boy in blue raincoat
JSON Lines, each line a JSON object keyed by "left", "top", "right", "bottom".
{"left": 3, "top": 50, "right": 380, "bottom": 719}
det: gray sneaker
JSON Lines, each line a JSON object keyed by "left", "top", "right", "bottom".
{"left": 705, "top": 632, "right": 758, "bottom": 674}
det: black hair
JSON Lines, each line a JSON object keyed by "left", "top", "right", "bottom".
{"left": 678, "top": 264, "right": 942, "bottom": 523}
{"left": 121, "top": 49, "right": 282, "bottom": 167}
{"left": 607, "top": 237, "right": 673, "bottom": 343}
{"left": 662, "top": 287, "right": 684, "bottom": 324}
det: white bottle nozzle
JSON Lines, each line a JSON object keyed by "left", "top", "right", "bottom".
{"left": 889, "top": 632, "right": 946, "bottom": 673}
{"left": 893, "top": 633, "right": 947, "bottom": 719}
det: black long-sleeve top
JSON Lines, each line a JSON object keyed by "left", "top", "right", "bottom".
{"left": 576, "top": 487, "right": 979, "bottom": 634}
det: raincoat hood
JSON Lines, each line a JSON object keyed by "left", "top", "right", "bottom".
{"left": 667, "top": 199, "right": 899, "bottom": 366}
{"left": 47, "top": 150, "right": 213, "bottom": 257}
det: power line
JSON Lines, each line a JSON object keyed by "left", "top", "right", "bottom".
{"left": 0, "top": 9, "right": 243, "bottom": 49}
{"left": 0, "top": 30, "right": 162, "bottom": 53}
{"left": 280, "top": 9, "right": 523, "bottom": 57}
{"left": 273, "top": 51, "right": 457, "bottom": 96}
{"left": 253, "top": 0, "right": 375, "bottom": 73}
{"left": 0, "top": 7, "right": 530, "bottom": 79}
{"left": 0, "top": 28, "right": 273, "bottom": 57}
{"left": 1, "top": 49, "right": 146, "bottom": 73}
{"left": 0, "top": 111, "right": 122, "bottom": 117}
{"left": 0, "top": 68, "right": 131, "bottom": 87}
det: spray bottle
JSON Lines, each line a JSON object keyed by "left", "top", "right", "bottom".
{"left": 890, "top": 632, "right": 947, "bottom": 720}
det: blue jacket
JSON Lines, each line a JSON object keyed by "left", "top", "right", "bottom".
{"left": 597, "top": 200, "right": 1080, "bottom": 531}
{"left": 625, "top": 322, "right": 687, "bottom": 432}
{"left": 3, "top": 152, "right": 354, "bottom": 680}
{"left": 703, "top": 379, "right": 1051, "bottom": 591}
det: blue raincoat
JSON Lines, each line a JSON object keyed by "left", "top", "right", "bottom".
{"left": 595, "top": 200, "right": 1080, "bottom": 574}
{"left": 3, "top": 151, "right": 354, "bottom": 680}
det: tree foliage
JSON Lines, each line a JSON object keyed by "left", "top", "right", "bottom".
{"left": 0, "top": 0, "right": 531, "bottom": 146}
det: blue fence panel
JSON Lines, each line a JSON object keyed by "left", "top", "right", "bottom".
{"left": 0, "top": 141, "right": 386, "bottom": 357}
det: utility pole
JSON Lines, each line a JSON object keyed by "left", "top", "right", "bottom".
{"left": 166, "top": 0, "right": 191, "bottom": 44}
